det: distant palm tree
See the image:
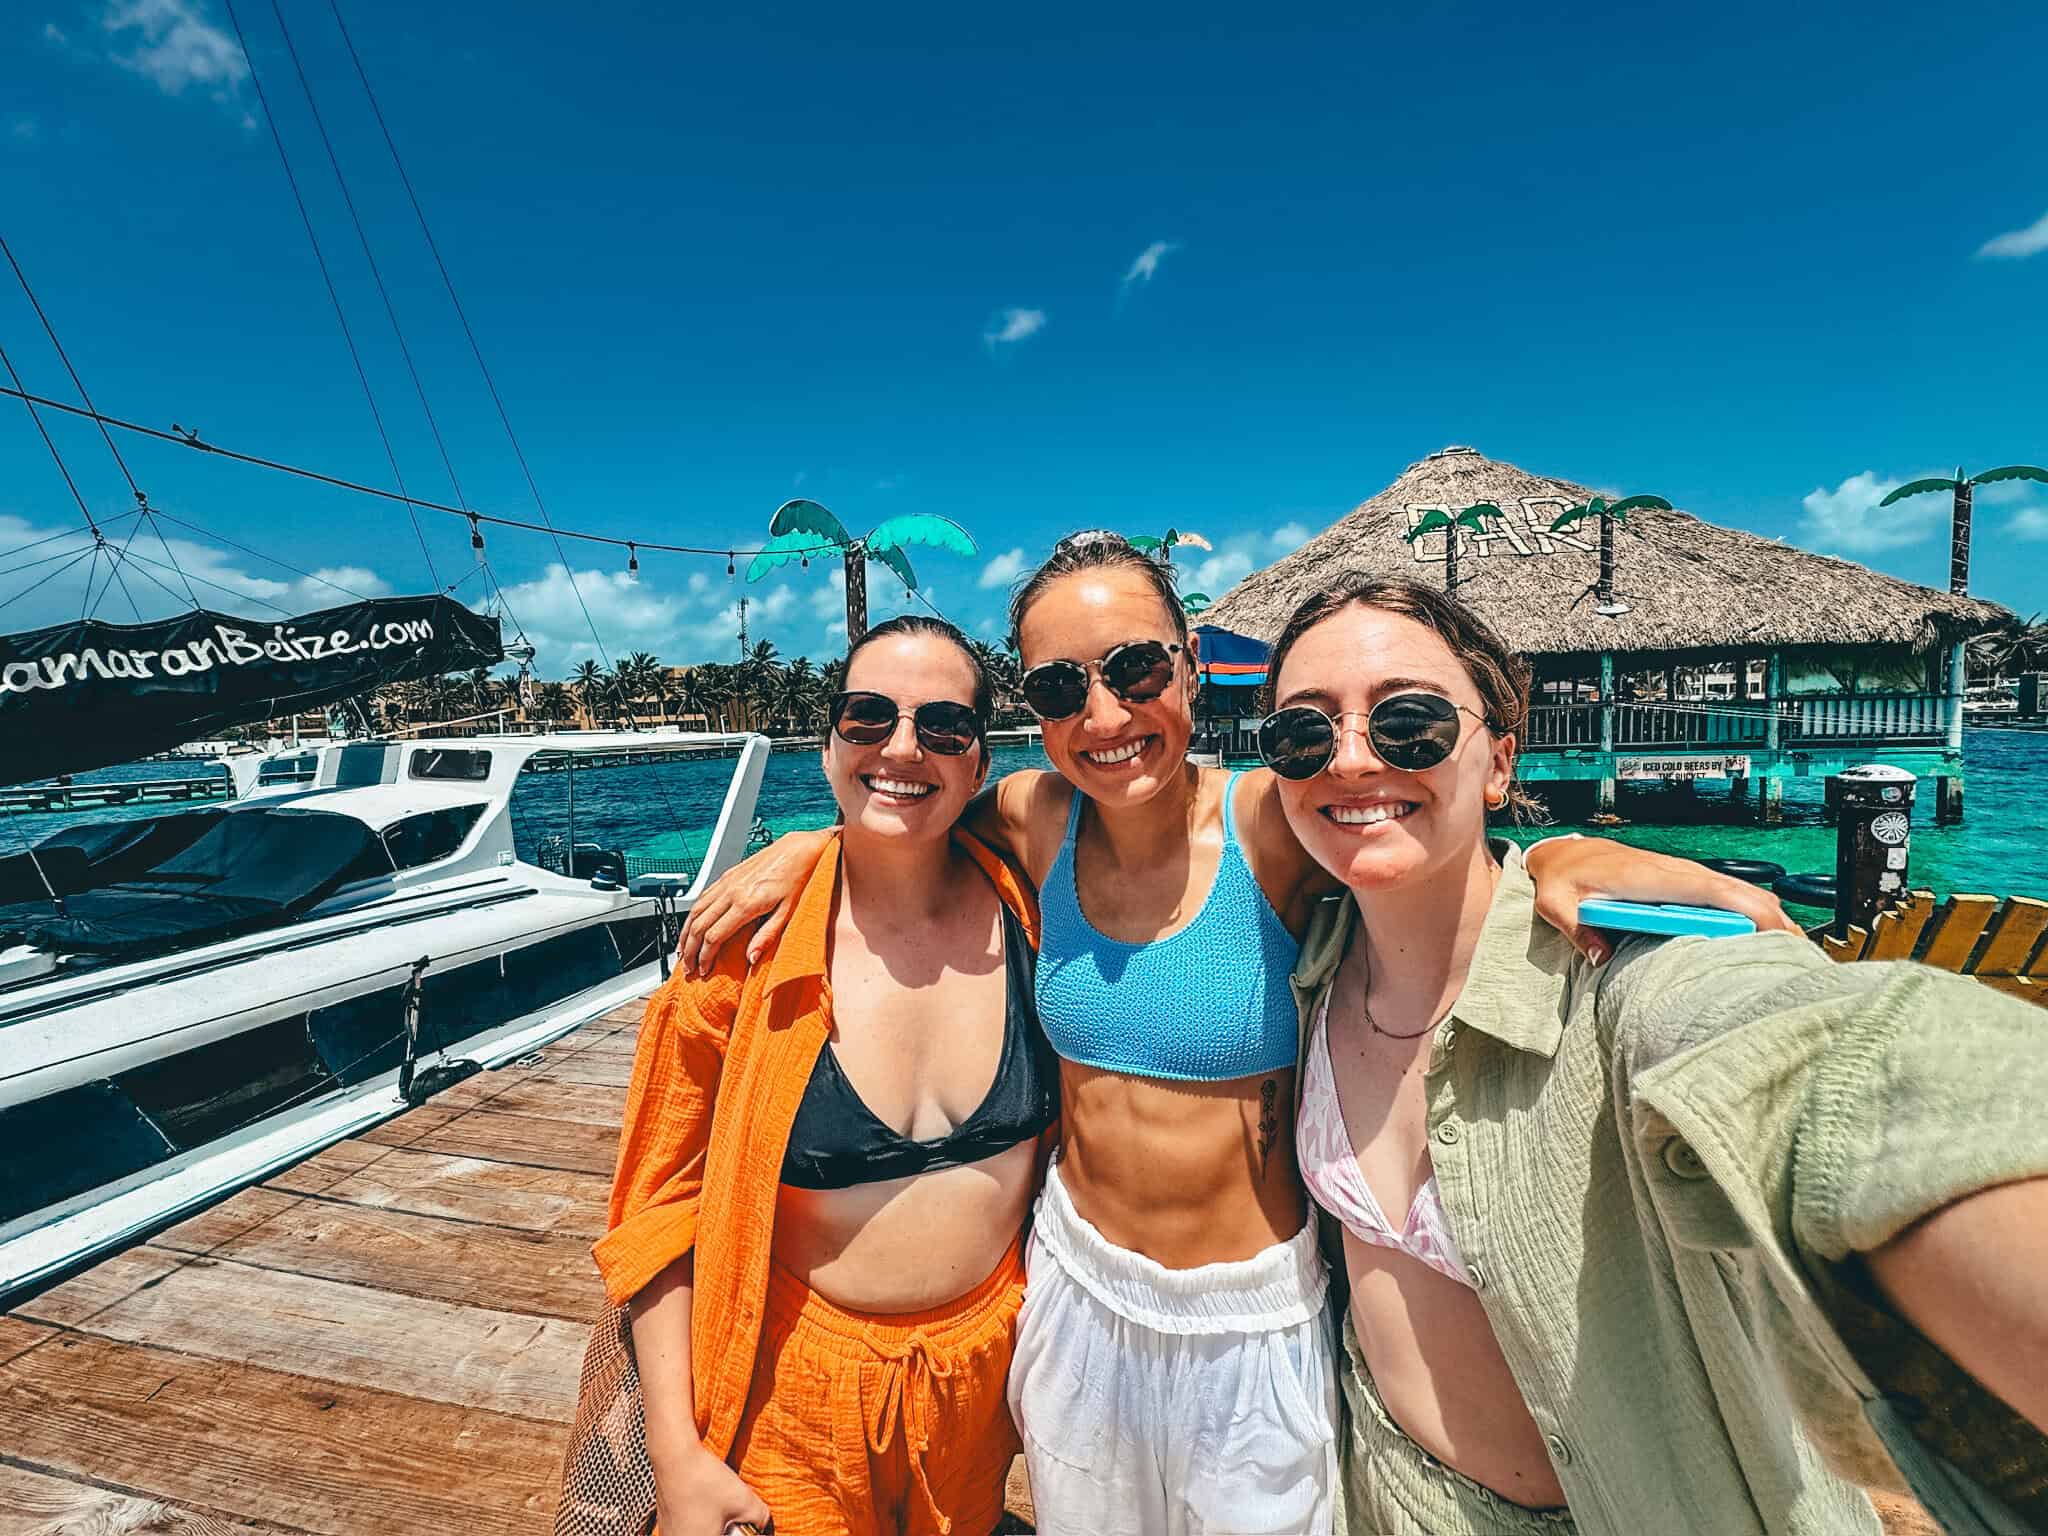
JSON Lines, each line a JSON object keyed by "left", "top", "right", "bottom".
{"left": 773, "top": 656, "right": 821, "bottom": 731}
{"left": 738, "top": 639, "right": 781, "bottom": 729}
{"left": 1879, "top": 464, "right": 2048, "bottom": 595}
{"left": 1547, "top": 494, "right": 1673, "bottom": 616}
{"left": 692, "top": 662, "right": 737, "bottom": 731}
{"left": 570, "top": 659, "right": 608, "bottom": 727}
{"left": 747, "top": 502, "right": 976, "bottom": 644}
{"left": 970, "top": 639, "right": 1020, "bottom": 717}
{"left": 1402, "top": 503, "right": 1498, "bottom": 594}
{"left": 533, "top": 681, "right": 575, "bottom": 726}
{"left": 1968, "top": 612, "right": 2048, "bottom": 682}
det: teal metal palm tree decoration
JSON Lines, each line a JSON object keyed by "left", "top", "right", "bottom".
{"left": 1125, "top": 528, "right": 1212, "bottom": 561}
{"left": 1878, "top": 465, "right": 2048, "bottom": 595}
{"left": 1180, "top": 592, "right": 1212, "bottom": 616}
{"left": 1547, "top": 494, "right": 1672, "bottom": 616}
{"left": 746, "top": 500, "right": 977, "bottom": 643}
{"left": 1402, "top": 504, "right": 1498, "bottom": 594}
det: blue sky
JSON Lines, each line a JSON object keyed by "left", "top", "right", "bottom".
{"left": 3, "top": 0, "right": 2045, "bottom": 675}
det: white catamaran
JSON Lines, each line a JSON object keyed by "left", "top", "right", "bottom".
{"left": 0, "top": 729, "right": 768, "bottom": 1301}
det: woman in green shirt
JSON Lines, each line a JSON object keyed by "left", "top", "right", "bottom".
{"left": 1263, "top": 572, "right": 2048, "bottom": 1536}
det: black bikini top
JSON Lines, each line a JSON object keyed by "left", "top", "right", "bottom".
{"left": 780, "top": 905, "right": 1059, "bottom": 1191}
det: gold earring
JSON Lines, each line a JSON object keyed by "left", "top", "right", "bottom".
{"left": 1486, "top": 788, "right": 1509, "bottom": 811}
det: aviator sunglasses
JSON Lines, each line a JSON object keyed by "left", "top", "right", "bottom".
{"left": 1020, "top": 640, "right": 1184, "bottom": 721}
{"left": 1258, "top": 692, "right": 1493, "bottom": 780}
{"left": 828, "top": 690, "right": 985, "bottom": 756}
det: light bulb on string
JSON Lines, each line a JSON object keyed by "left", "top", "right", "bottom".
{"left": 627, "top": 543, "right": 639, "bottom": 576}
{"left": 727, "top": 551, "right": 735, "bottom": 576}
{"left": 469, "top": 514, "right": 485, "bottom": 562}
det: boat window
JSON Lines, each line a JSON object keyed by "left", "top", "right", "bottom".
{"left": 257, "top": 752, "right": 318, "bottom": 785}
{"left": 333, "top": 744, "right": 394, "bottom": 788}
{"left": 410, "top": 748, "right": 492, "bottom": 782}
{"left": 381, "top": 804, "right": 485, "bottom": 870}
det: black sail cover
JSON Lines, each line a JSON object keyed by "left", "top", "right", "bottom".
{"left": 0, "top": 595, "right": 501, "bottom": 787}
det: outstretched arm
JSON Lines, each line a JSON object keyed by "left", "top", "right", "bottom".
{"left": 676, "top": 775, "right": 1038, "bottom": 976}
{"left": 1523, "top": 835, "right": 1799, "bottom": 964}
{"left": 1237, "top": 763, "right": 1796, "bottom": 962}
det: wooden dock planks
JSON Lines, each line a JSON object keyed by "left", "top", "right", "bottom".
{"left": 0, "top": 991, "right": 1941, "bottom": 1536}
{"left": 0, "top": 999, "right": 649, "bottom": 1536}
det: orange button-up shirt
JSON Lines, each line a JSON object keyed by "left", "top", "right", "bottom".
{"left": 592, "top": 829, "right": 1041, "bottom": 1458}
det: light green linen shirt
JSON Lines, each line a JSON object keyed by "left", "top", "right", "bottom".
{"left": 1291, "top": 841, "right": 2048, "bottom": 1536}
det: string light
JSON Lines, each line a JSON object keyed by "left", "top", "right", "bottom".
{"left": 627, "top": 542, "right": 639, "bottom": 575}
{"left": 727, "top": 551, "right": 735, "bottom": 576}
{"left": 468, "top": 512, "right": 485, "bottom": 561}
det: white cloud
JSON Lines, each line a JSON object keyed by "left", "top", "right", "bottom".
{"left": 1122, "top": 240, "right": 1181, "bottom": 287}
{"left": 979, "top": 547, "right": 1027, "bottom": 588}
{"left": 2009, "top": 505, "right": 2048, "bottom": 542}
{"left": 1189, "top": 549, "right": 1254, "bottom": 594}
{"left": 1268, "top": 522, "right": 1310, "bottom": 554}
{"left": 1977, "top": 210, "right": 2048, "bottom": 261}
{"left": 1977, "top": 476, "right": 2044, "bottom": 507}
{"left": 687, "top": 570, "right": 711, "bottom": 596}
{"left": 497, "top": 562, "right": 688, "bottom": 674}
{"left": 1798, "top": 471, "right": 1942, "bottom": 553}
{"left": 983, "top": 307, "right": 1046, "bottom": 350}
{"left": 44, "top": 22, "right": 68, "bottom": 43}
{"left": 101, "top": 0, "right": 247, "bottom": 103}
{"left": 8, "top": 115, "right": 39, "bottom": 142}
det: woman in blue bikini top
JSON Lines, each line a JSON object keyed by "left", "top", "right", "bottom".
{"left": 677, "top": 536, "right": 1796, "bottom": 1527}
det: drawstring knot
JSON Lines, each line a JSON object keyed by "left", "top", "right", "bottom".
{"left": 860, "top": 1327, "right": 956, "bottom": 1535}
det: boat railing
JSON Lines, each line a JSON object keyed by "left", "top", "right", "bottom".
{"left": 1523, "top": 692, "right": 1951, "bottom": 753}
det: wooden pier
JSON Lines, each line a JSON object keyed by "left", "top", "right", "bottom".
{"left": 0, "top": 990, "right": 1930, "bottom": 1536}
{"left": 0, "top": 776, "right": 231, "bottom": 817}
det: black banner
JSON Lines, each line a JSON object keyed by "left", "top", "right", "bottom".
{"left": 0, "top": 596, "right": 502, "bottom": 787}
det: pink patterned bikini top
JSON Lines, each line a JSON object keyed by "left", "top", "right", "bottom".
{"left": 1296, "top": 992, "right": 1475, "bottom": 1289}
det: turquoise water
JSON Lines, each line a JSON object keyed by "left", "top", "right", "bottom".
{"left": 9, "top": 731, "right": 2045, "bottom": 914}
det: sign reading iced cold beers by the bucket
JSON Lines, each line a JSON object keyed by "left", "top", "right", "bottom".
{"left": 1618, "top": 755, "right": 1752, "bottom": 782}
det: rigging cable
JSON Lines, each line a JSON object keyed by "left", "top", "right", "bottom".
{"left": 328, "top": 0, "right": 612, "bottom": 671}
{"left": 267, "top": 0, "right": 477, "bottom": 530}
{"left": 0, "top": 383, "right": 835, "bottom": 561}
{"left": 1, "top": 233, "right": 201, "bottom": 610}
{"left": 219, "top": 0, "right": 442, "bottom": 591}
{"left": 152, "top": 508, "right": 377, "bottom": 603}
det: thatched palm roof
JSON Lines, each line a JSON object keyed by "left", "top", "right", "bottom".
{"left": 1201, "top": 447, "right": 2006, "bottom": 658}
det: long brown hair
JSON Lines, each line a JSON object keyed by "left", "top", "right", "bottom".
{"left": 1265, "top": 574, "right": 1545, "bottom": 822}
{"left": 1006, "top": 533, "right": 1187, "bottom": 655}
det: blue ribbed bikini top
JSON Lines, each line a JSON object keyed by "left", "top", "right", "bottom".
{"left": 1036, "top": 772, "right": 1301, "bottom": 1083}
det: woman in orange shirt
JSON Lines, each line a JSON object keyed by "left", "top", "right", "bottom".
{"left": 580, "top": 615, "right": 1058, "bottom": 1536}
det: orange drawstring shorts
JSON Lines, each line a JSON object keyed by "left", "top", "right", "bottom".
{"left": 728, "top": 1237, "right": 1026, "bottom": 1536}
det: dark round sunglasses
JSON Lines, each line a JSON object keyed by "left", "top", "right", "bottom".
{"left": 1258, "top": 693, "right": 1492, "bottom": 780}
{"left": 1019, "top": 639, "right": 1183, "bottom": 721}
{"left": 829, "top": 691, "right": 985, "bottom": 756}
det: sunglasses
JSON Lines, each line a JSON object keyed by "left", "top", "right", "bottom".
{"left": 828, "top": 691, "right": 985, "bottom": 756}
{"left": 1020, "top": 640, "right": 1184, "bottom": 721}
{"left": 1258, "top": 693, "right": 1492, "bottom": 780}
